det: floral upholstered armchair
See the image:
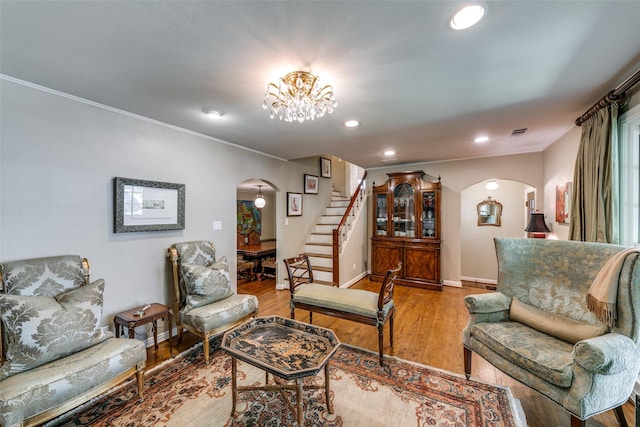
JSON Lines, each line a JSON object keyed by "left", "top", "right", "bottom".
{"left": 168, "top": 241, "right": 258, "bottom": 364}
{"left": 0, "top": 255, "right": 146, "bottom": 427}
{"left": 463, "top": 238, "right": 640, "bottom": 427}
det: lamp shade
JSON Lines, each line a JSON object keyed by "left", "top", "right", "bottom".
{"left": 525, "top": 212, "right": 550, "bottom": 233}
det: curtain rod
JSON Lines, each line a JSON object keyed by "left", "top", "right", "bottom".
{"left": 575, "top": 68, "right": 640, "bottom": 126}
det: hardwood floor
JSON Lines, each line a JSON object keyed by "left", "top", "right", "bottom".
{"left": 147, "top": 277, "right": 636, "bottom": 427}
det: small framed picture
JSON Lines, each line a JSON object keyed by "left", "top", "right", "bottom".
{"left": 287, "top": 192, "right": 303, "bottom": 216}
{"left": 304, "top": 174, "right": 319, "bottom": 194}
{"left": 320, "top": 157, "right": 331, "bottom": 178}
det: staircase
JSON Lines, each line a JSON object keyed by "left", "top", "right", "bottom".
{"left": 303, "top": 190, "right": 350, "bottom": 285}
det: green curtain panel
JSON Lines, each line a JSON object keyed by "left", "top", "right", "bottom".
{"left": 569, "top": 104, "right": 618, "bottom": 243}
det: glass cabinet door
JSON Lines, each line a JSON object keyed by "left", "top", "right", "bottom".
{"left": 422, "top": 191, "right": 436, "bottom": 237}
{"left": 375, "top": 194, "right": 388, "bottom": 236}
{"left": 393, "top": 183, "right": 415, "bottom": 237}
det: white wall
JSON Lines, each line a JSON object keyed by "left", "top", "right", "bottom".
{"left": 461, "top": 179, "right": 529, "bottom": 282}
{"left": 543, "top": 126, "right": 581, "bottom": 241}
{"left": 0, "top": 80, "right": 327, "bottom": 339}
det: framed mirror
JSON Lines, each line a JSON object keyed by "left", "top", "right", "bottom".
{"left": 477, "top": 197, "right": 502, "bottom": 226}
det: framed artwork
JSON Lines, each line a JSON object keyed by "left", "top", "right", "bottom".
{"left": 304, "top": 174, "right": 319, "bottom": 194}
{"left": 237, "top": 200, "right": 261, "bottom": 235}
{"left": 555, "top": 182, "right": 572, "bottom": 224}
{"left": 114, "top": 177, "right": 185, "bottom": 233}
{"left": 287, "top": 192, "right": 303, "bottom": 216}
{"left": 320, "top": 157, "right": 331, "bottom": 178}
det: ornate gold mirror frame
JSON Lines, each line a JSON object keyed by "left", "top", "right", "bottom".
{"left": 477, "top": 197, "right": 502, "bottom": 226}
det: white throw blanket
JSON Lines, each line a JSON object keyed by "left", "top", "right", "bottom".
{"left": 587, "top": 248, "right": 640, "bottom": 327}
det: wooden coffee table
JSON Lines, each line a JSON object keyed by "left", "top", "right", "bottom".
{"left": 221, "top": 316, "right": 340, "bottom": 425}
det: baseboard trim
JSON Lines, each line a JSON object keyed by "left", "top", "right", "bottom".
{"left": 340, "top": 272, "right": 369, "bottom": 289}
{"left": 460, "top": 276, "right": 497, "bottom": 285}
{"left": 443, "top": 280, "right": 462, "bottom": 288}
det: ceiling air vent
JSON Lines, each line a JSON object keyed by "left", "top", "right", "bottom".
{"left": 510, "top": 128, "right": 528, "bottom": 136}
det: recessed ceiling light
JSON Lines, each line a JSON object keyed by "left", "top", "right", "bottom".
{"left": 450, "top": 5, "right": 485, "bottom": 30}
{"left": 474, "top": 136, "right": 490, "bottom": 143}
{"left": 384, "top": 150, "right": 395, "bottom": 156}
{"left": 203, "top": 108, "right": 224, "bottom": 118}
{"left": 344, "top": 120, "right": 360, "bottom": 128}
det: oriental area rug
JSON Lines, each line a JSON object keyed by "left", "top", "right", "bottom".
{"left": 47, "top": 341, "right": 526, "bottom": 427}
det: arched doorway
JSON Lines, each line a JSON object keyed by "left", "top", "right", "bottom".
{"left": 460, "top": 179, "right": 535, "bottom": 286}
{"left": 236, "top": 179, "right": 277, "bottom": 286}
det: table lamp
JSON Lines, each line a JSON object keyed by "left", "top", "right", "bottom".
{"left": 525, "top": 212, "right": 550, "bottom": 238}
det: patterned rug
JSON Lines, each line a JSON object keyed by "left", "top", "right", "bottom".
{"left": 47, "top": 341, "right": 526, "bottom": 427}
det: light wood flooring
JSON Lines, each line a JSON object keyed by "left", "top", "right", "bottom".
{"left": 147, "top": 277, "right": 636, "bottom": 427}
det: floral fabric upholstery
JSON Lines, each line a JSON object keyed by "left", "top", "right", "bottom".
{"left": 172, "top": 241, "right": 217, "bottom": 305}
{"left": 0, "top": 337, "right": 145, "bottom": 427}
{"left": 463, "top": 238, "right": 640, "bottom": 421}
{"left": 181, "top": 257, "right": 233, "bottom": 311}
{"left": 0, "top": 255, "right": 146, "bottom": 427}
{"left": 0, "top": 255, "right": 88, "bottom": 296}
{"left": 168, "top": 241, "right": 259, "bottom": 363}
{"left": 179, "top": 293, "right": 258, "bottom": 333}
{"left": 0, "top": 279, "right": 109, "bottom": 379}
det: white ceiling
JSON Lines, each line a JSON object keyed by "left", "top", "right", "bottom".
{"left": 2, "top": 1, "right": 640, "bottom": 169}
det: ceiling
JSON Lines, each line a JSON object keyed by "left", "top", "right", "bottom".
{"left": 2, "top": 1, "right": 640, "bottom": 169}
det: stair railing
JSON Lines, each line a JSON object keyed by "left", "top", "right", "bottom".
{"left": 332, "top": 171, "right": 367, "bottom": 286}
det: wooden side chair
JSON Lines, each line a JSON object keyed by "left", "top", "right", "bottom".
{"left": 260, "top": 257, "right": 277, "bottom": 279}
{"left": 236, "top": 254, "right": 255, "bottom": 281}
{"left": 284, "top": 254, "right": 402, "bottom": 365}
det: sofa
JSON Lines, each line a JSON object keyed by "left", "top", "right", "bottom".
{"left": 0, "top": 255, "right": 147, "bottom": 427}
{"left": 463, "top": 238, "right": 640, "bottom": 426}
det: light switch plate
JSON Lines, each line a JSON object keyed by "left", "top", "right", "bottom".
{"left": 213, "top": 221, "right": 222, "bottom": 230}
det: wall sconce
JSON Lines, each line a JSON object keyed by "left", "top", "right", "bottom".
{"left": 525, "top": 212, "right": 550, "bottom": 238}
{"left": 254, "top": 185, "right": 266, "bottom": 209}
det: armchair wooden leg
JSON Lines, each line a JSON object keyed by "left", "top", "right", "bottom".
{"left": 203, "top": 338, "right": 210, "bottom": 365}
{"left": 136, "top": 363, "right": 145, "bottom": 401}
{"left": 390, "top": 314, "right": 394, "bottom": 347}
{"left": 463, "top": 346, "right": 472, "bottom": 379}
{"left": 612, "top": 404, "right": 628, "bottom": 427}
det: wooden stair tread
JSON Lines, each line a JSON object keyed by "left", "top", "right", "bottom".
{"left": 305, "top": 252, "right": 332, "bottom": 258}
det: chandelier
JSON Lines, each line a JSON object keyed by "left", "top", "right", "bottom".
{"left": 262, "top": 71, "right": 337, "bottom": 123}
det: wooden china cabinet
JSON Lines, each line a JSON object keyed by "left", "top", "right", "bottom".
{"left": 370, "top": 171, "right": 441, "bottom": 290}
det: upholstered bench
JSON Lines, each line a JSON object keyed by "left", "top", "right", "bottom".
{"left": 284, "top": 254, "right": 401, "bottom": 365}
{"left": 0, "top": 255, "right": 146, "bottom": 427}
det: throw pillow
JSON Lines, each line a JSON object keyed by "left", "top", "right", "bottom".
{"left": 509, "top": 297, "right": 607, "bottom": 344}
{"left": 0, "top": 279, "right": 109, "bottom": 379}
{"left": 181, "top": 256, "right": 233, "bottom": 311}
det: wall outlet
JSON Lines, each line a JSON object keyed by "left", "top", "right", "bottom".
{"left": 213, "top": 220, "right": 222, "bottom": 230}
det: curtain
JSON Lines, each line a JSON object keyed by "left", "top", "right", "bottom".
{"left": 569, "top": 104, "right": 619, "bottom": 243}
